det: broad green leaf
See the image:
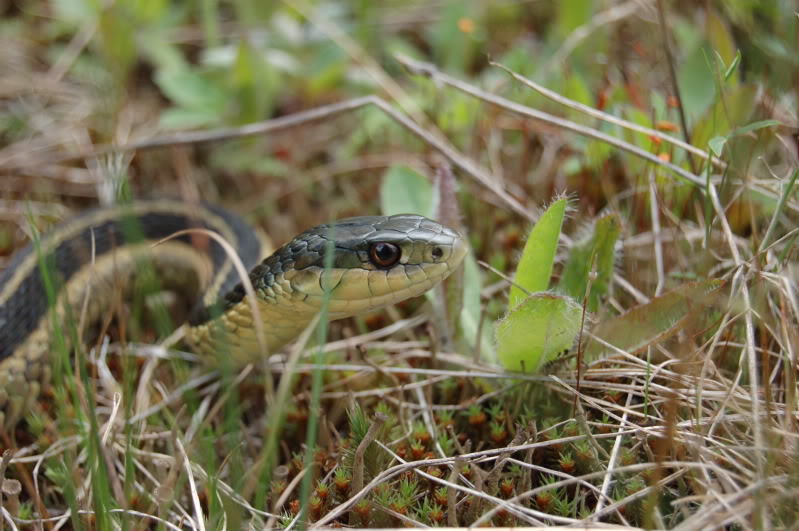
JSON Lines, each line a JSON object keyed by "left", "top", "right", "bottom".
{"left": 509, "top": 198, "right": 567, "bottom": 309}
{"left": 431, "top": 0, "right": 477, "bottom": 73}
{"left": 232, "top": 40, "right": 275, "bottom": 123}
{"left": 706, "top": 120, "right": 779, "bottom": 160}
{"left": 708, "top": 136, "right": 726, "bottom": 157}
{"left": 676, "top": 44, "right": 717, "bottom": 121}
{"left": 497, "top": 293, "right": 583, "bottom": 373}
{"left": 306, "top": 43, "right": 347, "bottom": 96}
{"left": 690, "top": 84, "right": 757, "bottom": 156}
{"left": 130, "top": 0, "right": 168, "bottom": 22}
{"left": 556, "top": 0, "right": 593, "bottom": 37}
{"left": 380, "top": 165, "right": 434, "bottom": 218}
{"left": 155, "top": 68, "right": 227, "bottom": 112}
{"left": 159, "top": 107, "right": 220, "bottom": 130}
{"left": 558, "top": 213, "right": 621, "bottom": 312}
{"left": 53, "top": 0, "right": 98, "bottom": 23}
{"left": 98, "top": 7, "right": 137, "bottom": 78}
{"left": 585, "top": 279, "right": 725, "bottom": 358}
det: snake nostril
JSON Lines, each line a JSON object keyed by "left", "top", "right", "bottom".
{"left": 432, "top": 247, "right": 443, "bottom": 260}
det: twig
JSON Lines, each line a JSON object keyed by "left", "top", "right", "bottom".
{"left": 447, "top": 458, "right": 463, "bottom": 527}
{"left": 465, "top": 465, "right": 486, "bottom": 524}
{"left": 7, "top": 95, "right": 533, "bottom": 221}
{"left": 594, "top": 393, "right": 635, "bottom": 515}
{"left": 519, "top": 422, "right": 537, "bottom": 496}
{"left": 655, "top": 0, "right": 697, "bottom": 174}
{"left": 175, "top": 438, "right": 206, "bottom": 531}
{"left": 352, "top": 412, "right": 388, "bottom": 495}
{"left": 575, "top": 401, "right": 611, "bottom": 461}
{"left": 152, "top": 228, "right": 270, "bottom": 380}
{"left": 491, "top": 59, "right": 726, "bottom": 169}
{"left": 0, "top": 450, "right": 12, "bottom": 531}
{"left": 485, "top": 428, "right": 527, "bottom": 496}
{"left": 397, "top": 55, "right": 707, "bottom": 189}
{"left": 706, "top": 183, "right": 768, "bottom": 527}
{"left": 542, "top": 0, "right": 652, "bottom": 77}
{"left": 649, "top": 171, "right": 666, "bottom": 296}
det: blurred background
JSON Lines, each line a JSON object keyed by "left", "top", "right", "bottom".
{"left": 1, "top": 1, "right": 795, "bottom": 260}
{"left": 1, "top": 2, "right": 798, "bottom": 528}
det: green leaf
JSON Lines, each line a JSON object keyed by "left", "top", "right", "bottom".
{"left": 705, "top": 119, "right": 779, "bottom": 159}
{"left": 556, "top": 0, "right": 593, "bottom": 36}
{"left": 159, "top": 107, "right": 220, "bottom": 130}
{"left": 676, "top": 44, "right": 717, "bottom": 121}
{"left": 460, "top": 251, "right": 493, "bottom": 360}
{"left": 558, "top": 213, "right": 621, "bottom": 312}
{"left": 53, "top": 0, "right": 98, "bottom": 23}
{"left": 690, "top": 84, "right": 757, "bottom": 157}
{"left": 306, "top": 43, "right": 348, "bottom": 96}
{"left": 730, "top": 119, "right": 781, "bottom": 138}
{"left": 496, "top": 293, "right": 583, "bottom": 373}
{"left": 708, "top": 136, "right": 726, "bottom": 157}
{"left": 154, "top": 68, "right": 227, "bottom": 112}
{"left": 232, "top": 39, "right": 275, "bottom": 123}
{"left": 585, "top": 280, "right": 725, "bottom": 358}
{"left": 430, "top": 0, "right": 475, "bottom": 73}
{"left": 724, "top": 50, "right": 741, "bottom": 81}
{"left": 380, "top": 165, "right": 434, "bottom": 218}
{"left": 508, "top": 198, "right": 567, "bottom": 309}
{"left": 98, "top": 6, "right": 137, "bottom": 78}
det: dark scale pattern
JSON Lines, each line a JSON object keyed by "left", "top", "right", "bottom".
{"left": 0, "top": 203, "right": 262, "bottom": 361}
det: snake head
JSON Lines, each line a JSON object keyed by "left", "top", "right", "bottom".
{"left": 259, "top": 214, "right": 467, "bottom": 317}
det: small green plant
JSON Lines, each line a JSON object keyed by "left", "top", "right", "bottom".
{"left": 496, "top": 197, "right": 583, "bottom": 372}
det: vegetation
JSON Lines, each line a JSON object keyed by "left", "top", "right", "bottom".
{"left": 1, "top": 1, "right": 798, "bottom": 529}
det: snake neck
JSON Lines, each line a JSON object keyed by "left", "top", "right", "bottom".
{"left": 184, "top": 296, "right": 316, "bottom": 364}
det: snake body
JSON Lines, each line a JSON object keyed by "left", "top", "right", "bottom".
{"left": 0, "top": 200, "right": 467, "bottom": 429}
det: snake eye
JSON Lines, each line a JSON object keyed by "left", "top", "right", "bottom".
{"left": 431, "top": 246, "right": 444, "bottom": 260}
{"left": 368, "top": 242, "right": 401, "bottom": 268}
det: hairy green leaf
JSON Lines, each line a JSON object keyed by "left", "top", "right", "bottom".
{"left": 509, "top": 198, "right": 567, "bottom": 309}
{"left": 497, "top": 292, "right": 582, "bottom": 373}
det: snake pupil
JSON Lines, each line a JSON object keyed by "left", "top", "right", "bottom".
{"left": 369, "top": 242, "right": 401, "bottom": 268}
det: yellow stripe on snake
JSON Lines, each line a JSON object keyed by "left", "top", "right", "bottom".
{"left": 0, "top": 200, "right": 467, "bottom": 430}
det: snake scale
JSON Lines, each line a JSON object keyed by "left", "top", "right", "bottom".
{"left": 0, "top": 200, "right": 467, "bottom": 429}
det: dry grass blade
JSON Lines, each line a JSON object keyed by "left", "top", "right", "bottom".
{"left": 176, "top": 438, "right": 206, "bottom": 531}
{"left": 151, "top": 229, "right": 269, "bottom": 373}
{"left": 488, "top": 62, "right": 725, "bottom": 170}
{"left": 397, "top": 54, "right": 706, "bottom": 188}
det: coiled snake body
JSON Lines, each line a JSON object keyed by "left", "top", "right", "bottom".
{"left": 0, "top": 200, "right": 467, "bottom": 429}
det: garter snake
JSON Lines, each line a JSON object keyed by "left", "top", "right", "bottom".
{"left": 0, "top": 199, "right": 467, "bottom": 429}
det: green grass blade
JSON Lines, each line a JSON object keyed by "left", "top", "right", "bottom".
{"left": 759, "top": 168, "right": 798, "bottom": 255}
{"left": 558, "top": 213, "right": 621, "bottom": 312}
